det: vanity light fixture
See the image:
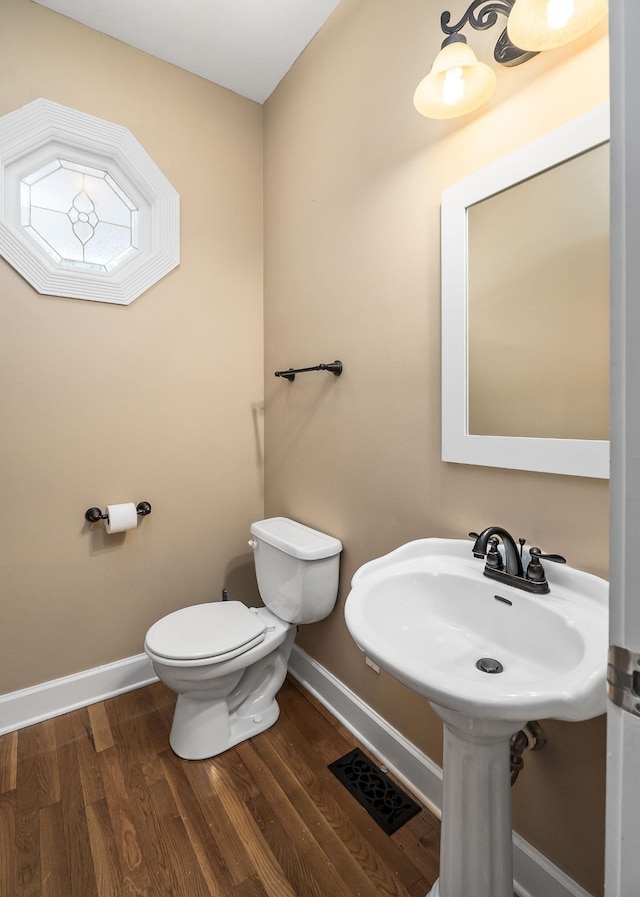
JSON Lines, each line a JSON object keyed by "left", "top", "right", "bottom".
{"left": 414, "top": 0, "right": 607, "bottom": 120}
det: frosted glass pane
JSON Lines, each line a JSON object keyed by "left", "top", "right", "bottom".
{"left": 88, "top": 176, "right": 136, "bottom": 226}
{"left": 60, "top": 159, "right": 106, "bottom": 178}
{"left": 84, "top": 222, "right": 135, "bottom": 267}
{"left": 105, "top": 173, "right": 136, "bottom": 210}
{"left": 29, "top": 167, "right": 83, "bottom": 213}
{"left": 28, "top": 208, "right": 83, "bottom": 262}
{"left": 20, "top": 157, "right": 139, "bottom": 272}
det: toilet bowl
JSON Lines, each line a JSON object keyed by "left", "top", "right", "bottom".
{"left": 144, "top": 517, "right": 342, "bottom": 760}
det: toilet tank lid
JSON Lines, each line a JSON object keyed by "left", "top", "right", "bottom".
{"left": 250, "top": 517, "right": 342, "bottom": 560}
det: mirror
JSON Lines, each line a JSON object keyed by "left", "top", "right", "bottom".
{"left": 441, "top": 104, "right": 610, "bottom": 478}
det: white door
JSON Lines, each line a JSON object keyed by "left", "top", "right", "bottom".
{"left": 606, "top": 2, "right": 640, "bottom": 894}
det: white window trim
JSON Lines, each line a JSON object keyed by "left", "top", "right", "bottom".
{"left": 0, "top": 99, "right": 180, "bottom": 305}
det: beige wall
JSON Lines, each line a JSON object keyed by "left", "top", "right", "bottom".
{"left": 0, "top": 1, "right": 264, "bottom": 692}
{"left": 264, "top": 1, "right": 609, "bottom": 893}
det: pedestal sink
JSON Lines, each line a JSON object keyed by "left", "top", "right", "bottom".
{"left": 344, "top": 538, "right": 608, "bottom": 897}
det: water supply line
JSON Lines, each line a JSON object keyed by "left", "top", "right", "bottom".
{"left": 510, "top": 721, "right": 547, "bottom": 785}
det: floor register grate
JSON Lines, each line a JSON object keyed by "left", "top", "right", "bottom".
{"left": 328, "top": 747, "right": 421, "bottom": 835}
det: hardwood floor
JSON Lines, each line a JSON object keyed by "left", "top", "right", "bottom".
{"left": 0, "top": 676, "right": 440, "bottom": 897}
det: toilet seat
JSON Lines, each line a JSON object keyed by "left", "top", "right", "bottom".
{"left": 144, "top": 601, "right": 266, "bottom": 663}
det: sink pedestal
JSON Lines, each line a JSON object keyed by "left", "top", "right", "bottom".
{"left": 427, "top": 705, "right": 525, "bottom": 897}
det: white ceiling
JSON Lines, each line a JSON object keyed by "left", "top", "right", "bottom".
{"left": 32, "top": 0, "right": 343, "bottom": 104}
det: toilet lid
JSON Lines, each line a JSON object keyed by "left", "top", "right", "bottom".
{"left": 145, "top": 601, "right": 266, "bottom": 662}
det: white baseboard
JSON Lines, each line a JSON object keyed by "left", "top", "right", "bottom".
{"left": 288, "top": 643, "right": 444, "bottom": 817}
{"left": 0, "top": 644, "right": 594, "bottom": 897}
{"left": 0, "top": 653, "right": 157, "bottom": 735}
{"left": 288, "top": 644, "right": 594, "bottom": 897}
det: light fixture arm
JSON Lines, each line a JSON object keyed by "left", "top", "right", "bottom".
{"left": 441, "top": 0, "right": 514, "bottom": 35}
{"left": 440, "top": 0, "right": 538, "bottom": 67}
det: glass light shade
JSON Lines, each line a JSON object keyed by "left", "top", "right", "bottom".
{"left": 413, "top": 41, "right": 497, "bottom": 120}
{"left": 507, "top": 0, "right": 608, "bottom": 52}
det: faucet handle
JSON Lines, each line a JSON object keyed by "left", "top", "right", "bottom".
{"left": 526, "top": 546, "right": 567, "bottom": 583}
{"left": 529, "top": 547, "right": 567, "bottom": 564}
{"left": 468, "top": 532, "right": 485, "bottom": 558}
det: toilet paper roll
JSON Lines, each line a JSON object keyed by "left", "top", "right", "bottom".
{"left": 105, "top": 502, "right": 138, "bottom": 534}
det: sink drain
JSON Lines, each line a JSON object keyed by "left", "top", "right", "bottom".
{"left": 476, "top": 657, "right": 504, "bottom": 674}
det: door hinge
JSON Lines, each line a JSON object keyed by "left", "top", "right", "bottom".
{"left": 608, "top": 645, "right": 640, "bottom": 717}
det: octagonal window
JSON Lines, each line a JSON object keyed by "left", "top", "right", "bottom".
{"left": 0, "top": 99, "right": 179, "bottom": 304}
{"left": 20, "top": 159, "right": 139, "bottom": 272}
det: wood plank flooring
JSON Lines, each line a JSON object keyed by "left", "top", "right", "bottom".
{"left": 0, "top": 676, "right": 440, "bottom": 897}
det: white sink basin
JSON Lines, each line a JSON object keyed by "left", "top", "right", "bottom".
{"left": 344, "top": 538, "right": 608, "bottom": 722}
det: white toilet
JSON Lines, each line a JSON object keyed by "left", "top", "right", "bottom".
{"left": 144, "top": 517, "right": 342, "bottom": 760}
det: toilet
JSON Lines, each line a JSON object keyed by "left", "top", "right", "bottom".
{"left": 144, "top": 517, "right": 342, "bottom": 760}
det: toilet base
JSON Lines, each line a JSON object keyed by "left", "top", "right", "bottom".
{"left": 169, "top": 693, "right": 281, "bottom": 760}
{"left": 167, "top": 623, "right": 297, "bottom": 760}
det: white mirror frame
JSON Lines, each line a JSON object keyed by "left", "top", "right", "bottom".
{"left": 0, "top": 99, "right": 179, "bottom": 305}
{"left": 441, "top": 103, "right": 610, "bottom": 479}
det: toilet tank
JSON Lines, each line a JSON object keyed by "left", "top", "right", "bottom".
{"left": 249, "top": 517, "right": 342, "bottom": 625}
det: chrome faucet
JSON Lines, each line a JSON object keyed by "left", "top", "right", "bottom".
{"left": 469, "top": 526, "right": 566, "bottom": 594}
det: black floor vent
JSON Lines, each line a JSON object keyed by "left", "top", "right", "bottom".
{"left": 328, "top": 747, "right": 420, "bottom": 835}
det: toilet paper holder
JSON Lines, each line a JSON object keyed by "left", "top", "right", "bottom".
{"left": 85, "top": 501, "right": 152, "bottom": 523}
